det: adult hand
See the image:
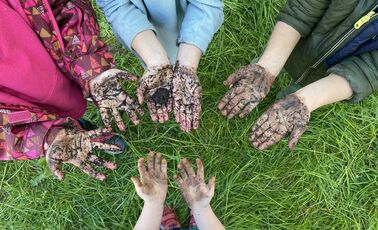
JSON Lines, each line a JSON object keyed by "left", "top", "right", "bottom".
{"left": 90, "top": 69, "right": 144, "bottom": 131}
{"left": 46, "top": 128, "right": 120, "bottom": 181}
{"left": 218, "top": 64, "right": 275, "bottom": 119}
{"left": 137, "top": 65, "right": 174, "bottom": 123}
{"left": 174, "top": 158, "right": 215, "bottom": 210}
{"left": 250, "top": 94, "right": 310, "bottom": 150}
{"left": 172, "top": 64, "right": 202, "bottom": 132}
{"left": 131, "top": 151, "right": 168, "bottom": 204}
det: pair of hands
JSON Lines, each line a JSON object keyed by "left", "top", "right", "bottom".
{"left": 137, "top": 64, "right": 201, "bottom": 132}
{"left": 90, "top": 66, "right": 201, "bottom": 133}
{"left": 131, "top": 152, "right": 215, "bottom": 211}
{"left": 218, "top": 64, "right": 310, "bottom": 150}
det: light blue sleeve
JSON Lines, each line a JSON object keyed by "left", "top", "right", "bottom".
{"left": 177, "top": 0, "right": 224, "bottom": 54}
{"left": 96, "top": 0, "right": 156, "bottom": 50}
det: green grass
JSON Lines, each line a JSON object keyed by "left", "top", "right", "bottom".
{"left": 1, "top": 0, "right": 377, "bottom": 229}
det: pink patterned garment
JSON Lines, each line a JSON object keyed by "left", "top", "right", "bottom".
{"left": 0, "top": 0, "right": 116, "bottom": 160}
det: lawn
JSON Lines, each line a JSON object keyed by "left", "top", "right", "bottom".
{"left": 0, "top": 0, "right": 377, "bottom": 229}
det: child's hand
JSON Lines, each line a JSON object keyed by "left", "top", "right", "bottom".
{"left": 174, "top": 158, "right": 216, "bottom": 210}
{"left": 172, "top": 64, "right": 202, "bottom": 132}
{"left": 131, "top": 151, "right": 168, "bottom": 204}
{"left": 90, "top": 69, "right": 144, "bottom": 131}
{"left": 218, "top": 64, "right": 275, "bottom": 119}
{"left": 137, "top": 65, "right": 174, "bottom": 123}
{"left": 250, "top": 94, "right": 310, "bottom": 150}
{"left": 46, "top": 128, "right": 119, "bottom": 181}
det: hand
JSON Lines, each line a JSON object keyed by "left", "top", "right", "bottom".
{"left": 218, "top": 64, "right": 275, "bottom": 119}
{"left": 131, "top": 151, "right": 168, "bottom": 204}
{"left": 172, "top": 64, "right": 202, "bottom": 132}
{"left": 137, "top": 65, "right": 174, "bottom": 123}
{"left": 90, "top": 69, "right": 144, "bottom": 131}
{"left": 46, "top": 128, "right": 120, "bottom": 181}
{"left": 250, "top": 94, "right": 310, "bottom": 150}
{"left": 174, "top": 158, "right": 216, "bottom": 210}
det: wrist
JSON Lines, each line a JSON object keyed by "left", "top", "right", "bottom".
{"left": 145, "top": 55, "right": 170, "bottom": 68}
{"left": 293, "top": 89, "right": 318, "bottom": 112}
{"left": 176, "top": 43, "right": 202, "bottom": 70}
{"left": 191, "top": 204, "right": 212, "bottom": 214}
{"left": 256, "top": 59, "right": 280, "bottom": 78}
{"left": 143, "top": 200, "right": 165, "bottom": 209}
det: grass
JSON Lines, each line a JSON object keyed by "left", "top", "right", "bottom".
{"left": 1, "top": 0, "right": 377, "bottom": 229}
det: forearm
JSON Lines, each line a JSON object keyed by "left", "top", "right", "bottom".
{"left": 294, "top": 74, "right": 353, "bottom": 112}
{"left": 131, "top": 30, "right": 170, "bottom": 67}
{"left": 257, "top": 21, "right": 301, "bottom": 77}
{"left": 192, "top": 205, "right": 225, "bottom": 230}
{"left": 134, "top": 202, "right": 164, "bottom": 230}
{"left": 177, "top": 43, "right": 202, "bottom": 70}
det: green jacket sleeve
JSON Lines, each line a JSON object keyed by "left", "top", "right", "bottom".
{"left": 327, "top": 50, "right": 378, "bottom": 103}
{"left": 276, "top": 0, "right": 330, "bottom": 37}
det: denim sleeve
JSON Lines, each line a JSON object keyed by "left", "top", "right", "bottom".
{"left": 178, "top": 0, "right": 224, "bottom": 54}
{"left": 96, "top": 0, "right": 156, "bottom": 50}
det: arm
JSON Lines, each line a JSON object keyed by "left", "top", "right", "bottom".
{"left": 174, "top": 158, "right": 225, "bottom": 230}
{"left": 178, "top": 0, "right": 224, "bottom": 55}
{"left": 132, "top": 152, "right": 168, "bottom": 230}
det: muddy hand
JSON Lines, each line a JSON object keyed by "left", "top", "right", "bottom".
{"left": 172, "top": 64, "right": 202, "bottom": 132}
{"left": 218, "top": 64, "right": 275, "bottom": 119}
{"left": 46, "top": 128, "right": 120, "bottom": 181}
{"left": 137, "top": 65, "right": 174, "bottom": 123}
{"left": 174, "top": 158, "right": 215, "bottom": 210}
{"left": 131, "top": 151, "right": 168, "bottom": 203}
{"left": 90, "top": 69, "right": 144, "bottom": 131}
{"left": 250, "top": 94, "right": 310, "bottom": 150}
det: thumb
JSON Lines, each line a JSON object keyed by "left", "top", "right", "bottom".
{"left": 288, "top": 125, "right": 307, "bottom": 150}
{"left": 207, "top": 176, "right": 216, "bottom": 194}
{"left": 223, "top": 72, "right": 240, "bottom": 86}
{"left": 131, "top": 176, "right": 142, "bottom": 190}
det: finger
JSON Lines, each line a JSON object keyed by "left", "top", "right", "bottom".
{"left": 112, "top": 108, "right": 126, "bottom": 131}
{"left": 87, "top": 128, "right": 113, "bottom": 138}
{"left": 256, "top": 135, "right": 282, "bottom": 150}
{"left": 137, "top": 157, "right": 147, "bottom": 176}
{"left": 161, "top": 158, "right": 168, "bottom": 175}
{"left": 218, "top": 91, "right": 232, "bottom": 111}
{"left": 207, "top": 176, "right": 216, "bottom": 194}
{"left": 182, "top": 158, "right": 196, "bottom": 178}
{"left": 226, "top": 98, "right": 249, "bottom": 119}
{"left": 177, "top": 163, "right": 188, "bottom": 180}
{"left": 179, "top": 104, "right": 187, "bottom": 131}
{"left": 192, "top": 86, "right": 202, "bottom": 130}
{"left": 117, "top": 71, "right": 138, "bottom": 81}
{"left": 120, "top": 104, "right": 141, "bottom": 125}
{"left": 162, "top": 105, "right": 169, "bottom": 122}
{"left": 239, "top": 102, "right": 258, "bottom": 118}
{"left": 173, "top": 98, "right": 181, "bottom": 124}
{"left": 249, "top": 113, "right": 269, "bottom": 141}
{"left": 47, "top": 158, "right": 64, "bottom": 180}
{"left": 173, "top": 174, "right": 184, "bottom": 186}
{"left": 196, "top": 159, "right": 204, "bottom": 182}
{"left": 155, "top": 152, "right": 162, "bottom": 173}
{"left": 124, "top": 95, "right": 145, "bottom": 116}
{"left": 87, "top": 154, "right": 117, "bottom": 170}
{"left": 148, "top": 151, "right": 155, "bottom": 172}
{"left": 92, "top": 142, "right": 121, "bottom": 152}
{"left": 70, "top": 160, "right": 106, "bottom": 181}
{"left": 131, "top": 176, "right": 142, "bottom": 189}
{"left": 147, "top": 98, "right": 159, "bottom": 122}
{"left": 136, "top": 82, "right": 147, "bottom": 104}
{"left": 156, "top": 105, "right": 166, "bottom": 124}
{"left": 185, "top": 106, "right": 193, "bottom": 132}
{"left": 288, "top": 125, "right": 306, "bottom": 150}
{"left": 100, "top": 107, "right": 111, "bottom": 127}
{"left": 192, "top": 103, "right": 201, "bottom": 130}
{"left": 167, "top": 98, "right": 173, "bottom": 113}
{"left": 221, "top": 87, "right": 245, "bottom": 115}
